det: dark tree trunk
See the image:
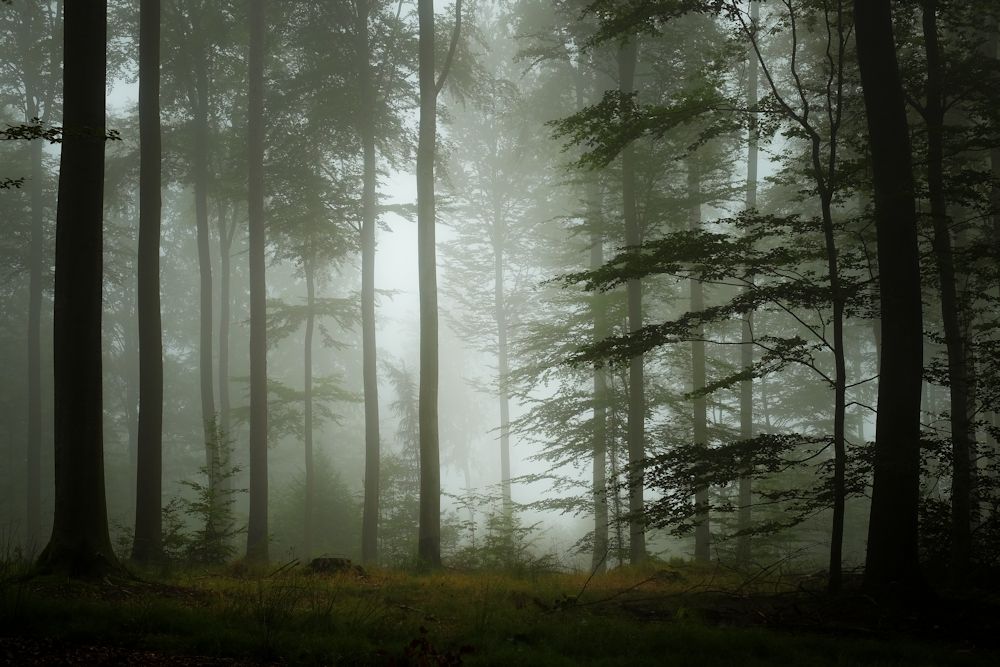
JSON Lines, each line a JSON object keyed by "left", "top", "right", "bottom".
{"left": 736, "top": 0, "right": 759, "bottom": 567}
{"left": 416, "top": 0, "right": 441, "bottom": 568}
{"left": 921, "top": 0, "right": 973, "bottom": 586}
{"left": 37, "top": 0, "right": 118, "bottom": 576}
{"left": 26, "top": 117, "right": 43, "bottom": 554}
{"left": 246, "top": 0, "right": 269, "bottom": 564}
{"left": 132, "top": 0, "right": 163, "bottom": 564}
{"left": 855, "top": 0, "right": 925, "bottom": 594}
{"left": 357, "top": 0, "right": 381, "bottom": 565}
{"left": 619, "top": 39, "right": 646, "bottom": 566}
{"left": 688, "top": 165, "right": 710, "bottom": 563}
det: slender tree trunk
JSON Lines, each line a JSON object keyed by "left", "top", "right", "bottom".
{"left": 132, "top": 0, "right": 163, "bottom": 564}
{"left": 246, "top": 0, "right": 269, "bottom": 564}
{"left": 191, "top": 42, "right": 217, "bottom": 503}
{"left": 688, "top": 165, "right": 710, "bottom": 563}
{"left": 855, "top": 0, "right": 925, "bottom": 594}
{"left": 303, "top": 257, "right": 315, "bottom": 558}
{"left": 494, "top": 210, "right": 512, "bottom": 516}
{"left": 358, "top": 0, "right": 382, "bottom": 564}
{"left": 589, "top": 180, "right": 609, "bottom": 574}
{"left": 37, "top": 0, "right": 118, "bottom": 576}
{"left": 921, "top": 1, "right": 973, "bottom": 586}
{"left": 818, "top": 184, "right": 847, "bottom": 592}
{"left": 416, "top": 0, "right": 441, "bottom": 568}
{"left": 26, "top": 115, "right": 43, "bottom": 554}
{"left": 737, "top": 0, "right": 759, "bottom": 566}
{"left": 216, "top": 204, "right": 233, "bottom": 476}
{"left": 618, "top": 39, "right": 646, "bottom": 565}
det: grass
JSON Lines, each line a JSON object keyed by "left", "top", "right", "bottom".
{"left": 0, "top": 562, "right": 996, "bottom": 665}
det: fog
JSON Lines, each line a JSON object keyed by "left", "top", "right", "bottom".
{"left": 2, "top": 0, "right": 999, "bottom": 594}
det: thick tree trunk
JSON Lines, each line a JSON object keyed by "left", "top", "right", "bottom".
{"left": 37, "top": 0, "right": 118, "bottom": 576}
{"left": 921, "top": 1, "right": 973, "bottom": 586}
{"left": 688, "top": 165, "right": 710, "bottom": 563}
{"left": 855, "top": 0, "right": 925, "bottom": 594}
{"left": 358, "top": 0, "right": 381, "bottom": 565}
{"left": 416, "top": 0, "right": 441, "bottom": 568}
{"left": 619, "top": 40, "right": 646, "bottom": 566}
{"left": 246, "top": 0, "right": 269, "bottom": 564}
{"left": 132, "top": 0, "right": 163, "bottom": 564}
{"left": 736, "top": 0, "right": 759, "bottom": 567}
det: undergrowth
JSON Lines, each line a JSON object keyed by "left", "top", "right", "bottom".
{"left": 0, "top": 562, "right": 996, "bottom": 665}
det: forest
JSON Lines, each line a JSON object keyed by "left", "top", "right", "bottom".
{"left": 1, "top": 0, "right": 1000, "bottom": 664}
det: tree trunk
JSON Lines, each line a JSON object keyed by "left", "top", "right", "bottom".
{"left": 416, "top": 0, "right": 441, "bottom": 568}
{"left": 619, "top": 39, "right": 646, "bottom": 566}
{"left": 37, "top": 0, "right": 118, "bottom": 576}
{"left": 589, "top": 179, "right": 609, "bottom": 574}
{"left": 494, "top": 206, "right": 512, "bottom": 516}
{"left": 818, "top": 184, "right": 847, "bottom": 593}
{"left": 358, "top": 0, "right": 382, "bottom": 565}
{"left": 216, "top": 203, "right": 233, "bottom": 476}
{"left": 132, "top": 0, "right": 163, "bottom": 564}
{"left": 688, "top": 165, "right": 710, "bottom": 563}
{"left": 737, "top": 0, "right": 759, "bottom": 566}
{"left": 192, "top": 41, "right": 216, "bottom": 492}
{"left": 921, "top": 0, "right": 973, "bottom": 587}
{"left": 303, "top": 257, "right": 315, "bottom": 558}
{"left": 26, "top": 111, "right": 43, "bottom": 554}
{"left": 246, "top": 0, "right": 269, "bottom": 564}
{"left": 854, "top": 0, "right": 925, "bottom": 594}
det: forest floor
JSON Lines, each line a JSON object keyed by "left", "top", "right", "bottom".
{"left": 1, "top": 561, "right": 999, "bottom": 665}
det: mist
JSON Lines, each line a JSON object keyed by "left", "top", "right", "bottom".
{"left": 2, "top": 0, "right": 1000, "bottom": 664}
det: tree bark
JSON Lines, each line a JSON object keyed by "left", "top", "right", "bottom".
{"left": 736, "top": 0, "right": 759, "bottom": 567}
{"left": 26, "top": 111, "right": 43, "bottom": 554}
{"left": 589, "top": 179, "right": 609, "bottom": 574}
{"left": 37, "top": 0, "right": 118, "bottom": 576}
{"left": 855, "top": 0, "right": 925, "bottom": 594}
{"left": 494, "top": 199, "right": 512, "bottom": 516}
{"left": 246, "top": 0, "right": 269, "bottom": 564}
{"left": 357, "top": 0, "right": 381, "bottom": 565}
{"left": 303, "top": 256, "right": 315, "bottom": 558}
{"left": 192, "top": 32, "right": 216, "bottom": 488}
{"left": 619, "top": 39, "right": 646, "bottom": 566}
{"left": 689, "top": 165, "right": 710, "bottom": 563}
{"left": 216, "top": 203, "right": 234, "bottom": 473}
{"left": 132, "top": 0, "right": 163, "bottom": 565}
{"left": 921, "top": 0, "right": 973, "bottom": 587}
{"left": 416, "top": 0, "right": 441, "bottom": 568}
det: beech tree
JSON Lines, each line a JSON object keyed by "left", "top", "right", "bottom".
{"left": 36, "top": 0, "right": 118, "bottom": 576}
{"left": 855, "top": 0, "right": 925, "bottom": 594}
{"left": 132, "top": 0, "right": 164, "bottom": 564}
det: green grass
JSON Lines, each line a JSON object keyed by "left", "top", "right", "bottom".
{"left": 0, "top": 564, "right": 995, "bottom": 665}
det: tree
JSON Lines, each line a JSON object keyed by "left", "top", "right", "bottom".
{"left": 854, "top": 0, "right": 926, "bottom": 594}
{"left": 246, "top": 0, "right": 268, "bottom": 563}
{"left": 417, "top": 0, "right": 461, "bottom": 568}
{"left": 36, "top": 0, "right": 118, "bottom": 576}
{"left": 131, "top": 0, "right": 164, "bottom": 564}
{"left": 357, "top": 0, "right": 383, "bottom": 566}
